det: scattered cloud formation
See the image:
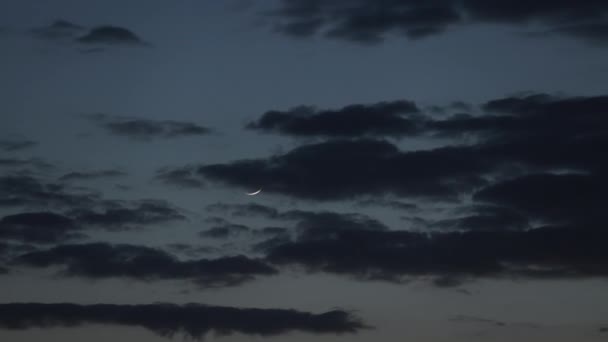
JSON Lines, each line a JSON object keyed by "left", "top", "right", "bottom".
{"left": 126, "top": 92, "right": 608, "bottom": 287}
{"left": 264, "top": 0, "right": 608, "bottom": 45}
{"left": 0, "top": 172, "right": 187, "bottom": 234}
{"left": 197, "top": 94, "right": 608, "bottom": 201}
{"left": 59, "top": 169, "right": 127, "bottom": 182}
{"left": 0, "top": 212, "right": 84, "bottom": 244}
{"left": 0, "top": 303, "right": 366, "bottom": 339}
{"left": 0, "top": 139, "right": 37, "bottom": 152}
{"left": 15, "top": 243, "right": 277, "bottom": 287}
{"left": 0, "top": 174, "right": 99, "bottom": 209}
{"left": 86, "top": 114, "right": 212, "bottom": 140}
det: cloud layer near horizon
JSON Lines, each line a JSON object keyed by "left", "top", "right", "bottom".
{"left": 0, "top": 303, "right": 366, "bottom": 339}
{"left": 14, "top": 243, "right": 277, "bottom": 287}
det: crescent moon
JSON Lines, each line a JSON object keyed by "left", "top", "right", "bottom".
{"left": 246, "top": 189, "right": 262, "bottom": 196}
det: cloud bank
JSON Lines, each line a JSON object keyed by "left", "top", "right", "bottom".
{"left": 0, "top": 303, "right": 366, "bottom": 339}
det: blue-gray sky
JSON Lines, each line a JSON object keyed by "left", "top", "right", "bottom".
{"left": 1, "top": 0, "right": 608, "bottom": 341}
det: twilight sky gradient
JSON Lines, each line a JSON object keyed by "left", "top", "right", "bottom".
{"left": 1, "top": 0, "right": 608, "bottom": 341}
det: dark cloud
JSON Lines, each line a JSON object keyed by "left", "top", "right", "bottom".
{"left": 86, "top": 114, "right": 211, "bottom": 140}
{"left": 200, "top": 224, "right": 250, "bottom": 239}
{"left": 199, "top": 139, "right": 490, "bottom": 200}
{"left": 233, "top": 203, "right": 281, "bottom": 218}
{"left": 0, "top": 174, "right": 99, "bottom": 209}
{"left": 208, "top": 209, "right": 392, "bottom": 253}
{"left": 199, "top": 93, "right": 608, "bottom": 201}
{"left": 204, "top": 204, "right": 388, "bottom": 234}
{"left": 247, "top": 94, "right": 608, "bottom": 146}
{"left": 283, "top": 210, "right": 388, "bottom": 238}
{"left": 156, "top": 166, "right": 204, "bottom": 188}
{"left": 0, "top": 212, "right": 84, "bottom": 244}
{"left": 252, "top": 227, "right": 292, "bottom": 252}
{"left": 249, "top": 210, "right": 384, "bottom": 253}
{"left": 165, "top": 243, "right": 219, "bottom": 258}
{"left": 0, "top": 173, "right": 187, "bottom": 230}
{"left": 0, "top": 242, "right": 36, "bottom": 259}
{"left": 355, "top": 199, "right": 418, "bottom": 211}
{"left": 474, "top": 173, "right": 607, "bottom": 225}
{"left": 0, "top": 242, "right": 37, "bottom": 273}
{"left": 450, "top": 101, "right": 473, "bottom": 111}
{"left": 30, "top": 20, "right": 85, "bottom": 40}
{"left": 173, "top": 92, "right": 607, "bottom": 287}
{"left": 449, "top": 315, "right": 506, "bottom": 327}
{"left": 247, "top": 101, "right": 423, "bottom": 138}
{"left": 0, "top": 139, "right": 37, "bottom": 152}
{"left": 445, "top": 94, "right": 608, "bottom": 147}
{"left": 67, "top": 199, "right": 185, "bottom": 230}
{"left": 267, "top": 0, "right": 460, "bottom": 44}
{"left": 0, "top": 303, "right": 365, "bottom": 339}
{"left": 15, "top": 243, "right": 277, "bottom": 287}
{"left": 204, "top": 216, "right": 231, "bottom": 225}
{"left": 279, "top": 17, "right": 325, "bottom": 38}
{"left": 252, "top": 234, "right": 292, "bottom": 253}
{"left": 0, "top": 158, "right": 52, "bottom": 171}
{"left": 265, "top": 0, "right": 608, "bottom": 44}
{"left": 105, "top": 119, "right": 210, "bottom": 139}
{"left": 265, "top": 223, "right": 608, "bottom": 284}
{"left": 59, "top": 169, "right": 127, "bottom": 182}
{"left": 77, "top": 25, "right": 148, "bottom": 46}
{"left": 432, "top": 275, "right": 466, "bottom": 288}
{"left": 114, "top": 184, "right": 131, "bottom": 191}
{"left": 432, "top": 205, "right": 530, "bottom": 231}
{"left": 257, "top": 226, "right": 289, "bottom": 236}
{"left": 534, "top": 23, "right": 608, "bottom": 45}
{"left": 205, "top": 202, "right": 280, "bottom": 219}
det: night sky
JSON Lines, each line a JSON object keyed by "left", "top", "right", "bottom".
{"left": 1, "top": 1, "right": 608, "bottom": 341}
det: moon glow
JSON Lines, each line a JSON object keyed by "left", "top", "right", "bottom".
{"left": 246, "top": 189, "right": 262, "bottom": 196}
